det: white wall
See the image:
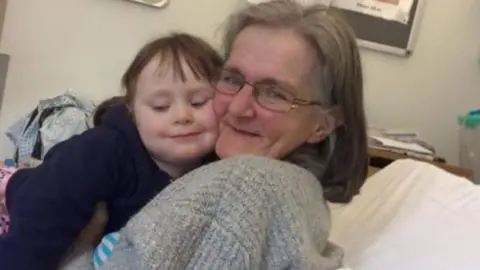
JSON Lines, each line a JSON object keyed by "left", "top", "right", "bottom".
{"left": 0, "top": 0, "right": 243, "bottom": 157}
{"left": 362, "top": 0, "right": 480, "bottom": 164}
{"left": 0, "top": 0, "right": 479, "bottom": 164}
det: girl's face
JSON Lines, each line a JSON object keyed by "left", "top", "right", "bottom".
{"left": 132, "top": 55, "right": 218, "bottom": 175}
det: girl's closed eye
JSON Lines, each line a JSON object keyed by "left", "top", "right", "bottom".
{"left": 151, "top": 104, "right": 170, "bottom": 112}
{"left": 191, "top": 93, "right": 213, "bottom": 108}
{"left": 191, "top": 99, "right": 209, "bottom": 108}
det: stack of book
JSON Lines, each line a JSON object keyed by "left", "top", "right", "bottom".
{"left": 368, "top": 128, "right": 435, "bottom": 161}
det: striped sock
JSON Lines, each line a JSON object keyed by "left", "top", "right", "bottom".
{"left": 93, "top": 232, "right": 120, "bottom": 270}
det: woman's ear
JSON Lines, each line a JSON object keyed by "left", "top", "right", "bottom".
{"left": 328, "top": 106, "right": 343, "bottom": 128}
{"left": 306, "top": 106, "right": 343, "bottom": 144}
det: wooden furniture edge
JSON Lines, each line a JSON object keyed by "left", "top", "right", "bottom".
{"left": 368, "top": 148, "right": 473, "bottom": 179}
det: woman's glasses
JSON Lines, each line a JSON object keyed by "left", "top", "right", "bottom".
{"left": 213, "top": 69, "right": 323, "bottom": 113}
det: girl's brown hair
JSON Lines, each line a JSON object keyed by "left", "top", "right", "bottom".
{"left": 93, "top": 33, "right": 223, "bottom": 126}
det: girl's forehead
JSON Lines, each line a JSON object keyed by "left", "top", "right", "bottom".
{"left": 141, "top": 54, "right": 204, "bottom": 83}
{"left": 135, "top": 59, "right": 213, "bottom": 99}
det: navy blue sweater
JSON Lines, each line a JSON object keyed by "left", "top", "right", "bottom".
{"left": 0, "top": 105, "right": 176, "bottom": 270}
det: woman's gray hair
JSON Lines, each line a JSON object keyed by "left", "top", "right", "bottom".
{"left": 222, "top": 0, "right": 368, "bottom": 203}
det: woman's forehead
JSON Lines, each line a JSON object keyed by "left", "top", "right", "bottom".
{"left": 226, "top": 26, "right": 318, "bottom": 96}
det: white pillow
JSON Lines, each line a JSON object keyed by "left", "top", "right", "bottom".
{"left": 329, "top": 159, "right": 480, "bottom": 270}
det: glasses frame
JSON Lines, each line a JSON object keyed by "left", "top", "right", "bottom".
{"left": 214, "top": 68, "right": 324, "bottom": 113}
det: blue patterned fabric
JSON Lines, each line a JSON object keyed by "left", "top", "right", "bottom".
{"left": 6, "top": 91, "right": 95, "bottom": 163}
{"left": 93, "top": 232, "right": 120, "bottom": 270}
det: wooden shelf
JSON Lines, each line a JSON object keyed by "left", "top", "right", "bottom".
{"left": 369, "top": 147, "right": 473, "bottom": 179}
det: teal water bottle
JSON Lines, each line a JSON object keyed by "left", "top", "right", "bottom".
{"left": 458, "top": 110, "right": 480, "bottom": 184}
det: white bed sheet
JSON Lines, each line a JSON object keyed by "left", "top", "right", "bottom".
{"left": 329, "top": 159, "right": 480, "bottom": 270}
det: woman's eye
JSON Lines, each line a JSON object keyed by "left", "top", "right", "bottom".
{"left": 221, "top": 73, "right": 243, "bottom": 86}
{"left": 263, "top": 88, "right": 288, "bottom": 101}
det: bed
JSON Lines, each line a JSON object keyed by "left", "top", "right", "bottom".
{"left": 329, "top": 159, "right": 480, "bottom": 270}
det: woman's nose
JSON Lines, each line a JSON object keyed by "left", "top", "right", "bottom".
{"left": 227, "top": 85, "right": 256, "bottom": 117}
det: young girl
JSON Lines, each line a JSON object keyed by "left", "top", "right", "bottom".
{"left": 0, "top": 33, "right": 223, "bottom": 270}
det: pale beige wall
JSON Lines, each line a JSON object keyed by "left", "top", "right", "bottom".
{"left": 0, "top": 0, "right": 243, "bottom": 157}
{"left": 0, "top": 0, "right": 479, "bottom": 164}
{"left": 0, "top": 0, "right": 6, "bottom": 42}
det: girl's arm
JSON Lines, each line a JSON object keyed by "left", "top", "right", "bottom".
{"left": 0, "top": 129, "right": 122, "bottom": 270}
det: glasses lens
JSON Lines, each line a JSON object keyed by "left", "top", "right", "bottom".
{"left": 215, "top": 70, "right": 243, "bottom": 95}
{"left": 255, "top": 85, "right": 294, "bottom": 112}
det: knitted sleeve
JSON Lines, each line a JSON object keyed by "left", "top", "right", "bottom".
{"left": 98, "top": 155, "right": 341, "bottom": 270}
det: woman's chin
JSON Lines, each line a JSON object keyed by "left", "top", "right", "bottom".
{"left": 215, "top": 141, "right": 264, "bottom": 159}
{"left": 216, "top": 128, "right": 264, "bottom": 158}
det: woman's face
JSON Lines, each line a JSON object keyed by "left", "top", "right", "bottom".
{"left": 214, "top": 26, "right": 331, "bottom": 159}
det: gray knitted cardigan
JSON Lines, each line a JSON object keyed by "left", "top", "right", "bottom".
{"left": 63, "top": 155, "right": 344, "bottom": 270}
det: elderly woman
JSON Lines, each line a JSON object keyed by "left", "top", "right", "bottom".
{"left": 66, "top": 0, "right": 367, "bottom": 269}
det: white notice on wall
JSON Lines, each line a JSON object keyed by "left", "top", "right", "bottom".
{"left": 332, "top": 0, "right": 414, "bottom": 24}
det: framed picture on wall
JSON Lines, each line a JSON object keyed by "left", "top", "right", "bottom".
{"left": 126, "top": 0, "right": 169, "bottom": 8}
